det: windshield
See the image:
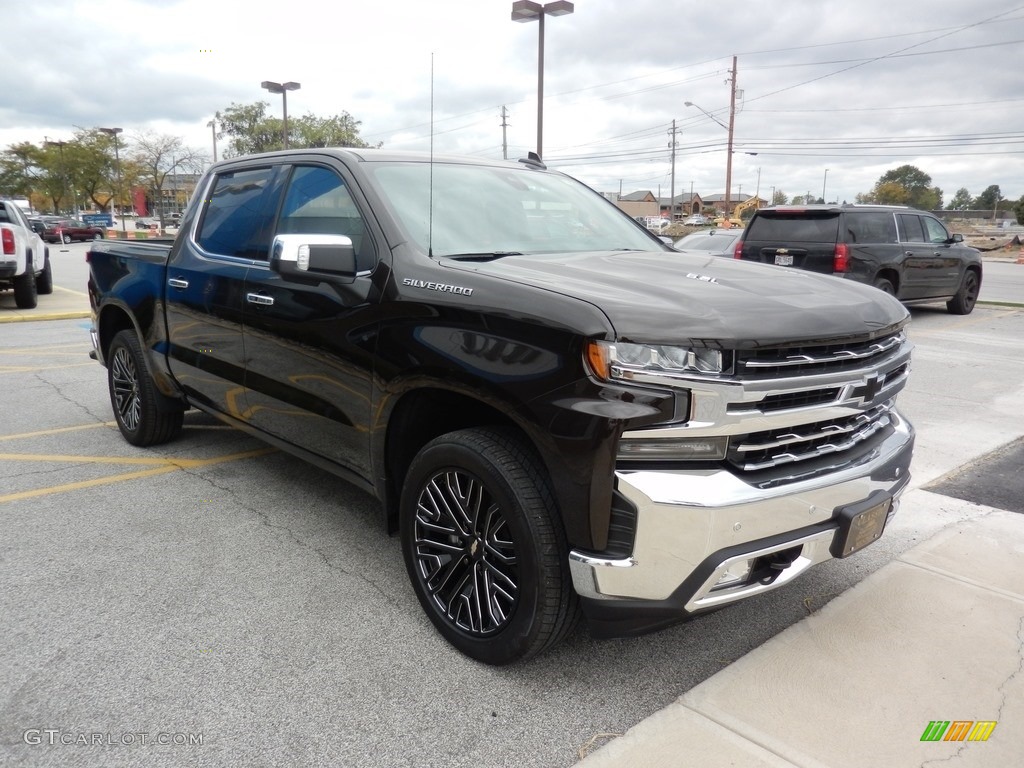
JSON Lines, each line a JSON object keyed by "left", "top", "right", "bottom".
{"left": 367, "top": 161, "right": 663, "bottom": 257}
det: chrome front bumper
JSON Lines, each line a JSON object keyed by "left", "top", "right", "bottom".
{"left": 569, "top": 411, "right": 914, "bottom": 619}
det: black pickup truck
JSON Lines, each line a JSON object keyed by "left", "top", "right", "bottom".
{"left": 87, "top": 149, "right": 915, "bottom": 664}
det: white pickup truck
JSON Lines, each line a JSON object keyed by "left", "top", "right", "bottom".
{"left": 0, "top": 200, "right": 52, "bottom": 308}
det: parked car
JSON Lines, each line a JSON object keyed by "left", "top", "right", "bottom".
{"left": 672, "top": 228, "right": 741, "bottom": 258}
{"left": 43, "top": 218, "right": 105, "bottom": 243}
{"left": 0, "top": 200, "right": 52, "bottom": 308}
{"left": 682, "top": 214, "right": 709, "bottom": 226}
{"left": 86, "top": 148, "right": 915, "bottom": 665}
{"left": 135, "top": 218, "right": 160, "bottom": 230}
{"left": 734, "top": 204, "right": 983, "bottom": 314}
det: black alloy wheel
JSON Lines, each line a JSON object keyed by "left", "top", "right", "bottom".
{"left": 400, "top": 428, "right": 578, "bottom": 665}
{"left": 415, "top": 469, "right": 519, "bottom": 635}
{"left": 947, "top": 270, "right": 979, "bottom": 315}
{"left": 107, "top": 330, "right": 184, "bottom": 446}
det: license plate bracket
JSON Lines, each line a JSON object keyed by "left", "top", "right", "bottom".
{"left": 830, "top": 492, "right": 892, "bottom": 558}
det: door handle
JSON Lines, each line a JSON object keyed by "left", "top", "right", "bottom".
{"left": 168, "top": 278, "right": 189, "bottom": 289}
{"left": 246, "top": 293, "right": 274, "bottom": 306}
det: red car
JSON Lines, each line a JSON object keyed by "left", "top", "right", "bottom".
{"left": 43, "top": 218, "right": 106, "bottom": 243}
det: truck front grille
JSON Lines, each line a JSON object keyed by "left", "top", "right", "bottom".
{"left": 737, "top": 331, "right": 905, "bottom": 378}
{"left": 729, "top": 401, "right": 894, "bottom": 472}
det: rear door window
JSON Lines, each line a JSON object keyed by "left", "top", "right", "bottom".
{"left": 746, "top": 213, "right": 840, "bottom": 242}
{"left": 197, "top": 166, "right": 282, "bottom": 260}
{"left": 897, "top": 214, "right": 925, "bottom": 243}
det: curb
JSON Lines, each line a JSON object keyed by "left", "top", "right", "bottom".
{"left": 0, "top": 311, "right": 91, "bottom": 324}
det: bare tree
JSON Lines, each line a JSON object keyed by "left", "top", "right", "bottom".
{"left": 130, "top": 131, "right": 202, "bottom": 228}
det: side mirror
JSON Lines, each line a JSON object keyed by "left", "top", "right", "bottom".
{"left": 271, "top": 234, "right": 359, "bottom": 282}
{"left": 950, "top": 233, "right": 964, "bottom": 244}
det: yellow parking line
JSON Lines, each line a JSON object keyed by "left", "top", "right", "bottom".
{"left": 53, "top": 285, "right": 89, "bottom": 297}
{"left": 0, "top": 465, "right": 181, "bottom": 503}
{"left": 0, "top": 363, "right": 96, "bottom": 373}
{"left": 0, "top": 422, "right": 117, "bottom": 442}
{"left": 0, "top": 447, "right": 276, "bottom": 504}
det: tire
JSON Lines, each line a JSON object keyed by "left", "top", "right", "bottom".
{"left": 62, "top": 234, "right": 72, "bottom": 244}
{"left": 947, "top": 270, "right": 979, "bottom": 315}
{"left": 36, "top": 254, "right": 53, "bottom": 295}
{"left": 93, "top": 232, "right": 104, "bottom": 240}
{"left": 400, "top": 427, "right": 579, "bottom": 665}
{"left": 107, "top": 330, "right": 184, "bottom": 446}
{"left": 13, "top": 256, "right": 38, "bottom": 309}
{"left": 872, "top": 277, "right": 895, "bottom": 296}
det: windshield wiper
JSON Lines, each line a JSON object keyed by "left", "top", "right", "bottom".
{"left": 442, "top": 251, "right": 524, "bottom": 261}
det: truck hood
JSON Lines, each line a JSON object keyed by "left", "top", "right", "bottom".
{"left": 444, "top": 250, "right": 907, "bottom": 346}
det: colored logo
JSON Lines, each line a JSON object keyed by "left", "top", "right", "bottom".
{"left": 920, "top": 721, "right": 997, "bottom": 742}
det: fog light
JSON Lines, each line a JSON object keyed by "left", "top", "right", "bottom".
{"left": 711, "top": 559, "right": 754, "bottom": 591}
{"left": 617, "top": 436, "right": 728, "bottom": 461}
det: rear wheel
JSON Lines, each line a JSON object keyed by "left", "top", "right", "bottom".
{"left": 36, "top": 253, "right": 53, "bottom": 295}
{"left": 107, "top": 330, "right": 184, "bottom": 446}
{"left": 93, "top": 232, "right": 104, "bottom": 240}
{"left": 947, "top": 270, "right": 979, "bottom": 315}
{"left": 13, "top": 257, "right": 38, "bottom": 309}
{"left": 61, "top": 233, "right": 72, "bottom": 244}
{"left": 872, "top": 277, "right": 895, "bottom": 296}
{"left": 400, "top": 427, "right": 579, "bottom": 665}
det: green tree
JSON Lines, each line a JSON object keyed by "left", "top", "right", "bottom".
{"left": 216, "top": 100, "right": 379, "bottom": 157}
{"left": 1014, "top": 194, "right": 1024, "bottom": 225}
{"left": 974, "top": 185, "right": 1001, "bottom": 211}
{"left": 863, "top": 165, "right": 942, "bottom": 210}
{"left": 947, "top": 188, "right": 972, "bottom": 210}
{"left": 0, "top": 142, "right": 42, "bottom": 200}
{"left": 69, "top": 128, "right": 120, "bottom": 212}
{"left": 771, "top": 189, "right": 787, "bottom": 205}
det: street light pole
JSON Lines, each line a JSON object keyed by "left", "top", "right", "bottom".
{"left": 207, "top": 119, "right": 218, "bottom": 162}
{"left": 822, "top": 168, "right": 829, "bottom": 203}
{"left": 99, "top": 127, "right": 125, "bottom": 237}
{"left": 511, "top": 1, "right": 574, "bottom": 160}
{"left": 43, "top": 137, "right": 69, "bottom": 215}
{"left": 260, "top": 81, "right": 301, "bottom": 149}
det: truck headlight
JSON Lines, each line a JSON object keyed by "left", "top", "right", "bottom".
{"left": 586, "top": 340, "right": 725, "bottom": 385}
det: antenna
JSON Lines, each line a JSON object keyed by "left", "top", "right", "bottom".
{"left": 428, "top": 52, "right": 434, "bottom": 259}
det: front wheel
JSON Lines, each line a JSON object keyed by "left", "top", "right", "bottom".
{"left": 107, "top": 330, "right": 184, "bottom": 446}
{"left": 947, "top": 270, "right": 979, "bottom": 315}
{"left": 400, "top": 428, "right": 579, "bottom": 665}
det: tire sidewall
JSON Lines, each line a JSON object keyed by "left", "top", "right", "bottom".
{"left": 400, "top": 431, "right": 551, "bottom": 665}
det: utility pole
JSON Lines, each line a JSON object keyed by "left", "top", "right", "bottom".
{"left": 668, "top": 120, "right": 680, "bottom": 221}
{"left": 500, "top": 106, "right": 510, "bottom": 160}
{"left": 725, "top": 55, "right": 737, "bottom": 218}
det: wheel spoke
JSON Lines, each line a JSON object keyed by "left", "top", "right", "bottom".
{"left": 412, "top": 468, "right": 520, "bottom": 637}
{"left": 111, "top": 349, "right": 140, "bottom": 431}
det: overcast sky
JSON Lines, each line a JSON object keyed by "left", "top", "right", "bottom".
{"left": 3, "top": 0, "right": 1022, "bottom": 207}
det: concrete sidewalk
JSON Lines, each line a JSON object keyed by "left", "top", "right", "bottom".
{"left": 576, "top": 492, "right": 1024, "bottom": 767}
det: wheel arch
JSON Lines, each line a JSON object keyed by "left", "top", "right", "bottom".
{"left": 381, "top": 387, "right": 530, "bottom": 534}
{"left": 874, "top": 268, "right": 900, "bottom": 293}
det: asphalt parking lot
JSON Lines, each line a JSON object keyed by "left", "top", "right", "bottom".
{"left": 1, "top": 292, "right": 1023, "bottom": 766}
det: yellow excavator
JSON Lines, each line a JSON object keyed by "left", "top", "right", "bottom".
{"left": 714, "top": 195, "right": 763, "bottom": 228}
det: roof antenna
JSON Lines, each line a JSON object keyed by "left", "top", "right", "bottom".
{"left": 428, "top": 52, "right": 434, "bottom": 259}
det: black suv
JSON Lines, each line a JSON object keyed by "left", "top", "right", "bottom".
{"left": 734, "top": 205, "right": 982, "bottom": 314}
